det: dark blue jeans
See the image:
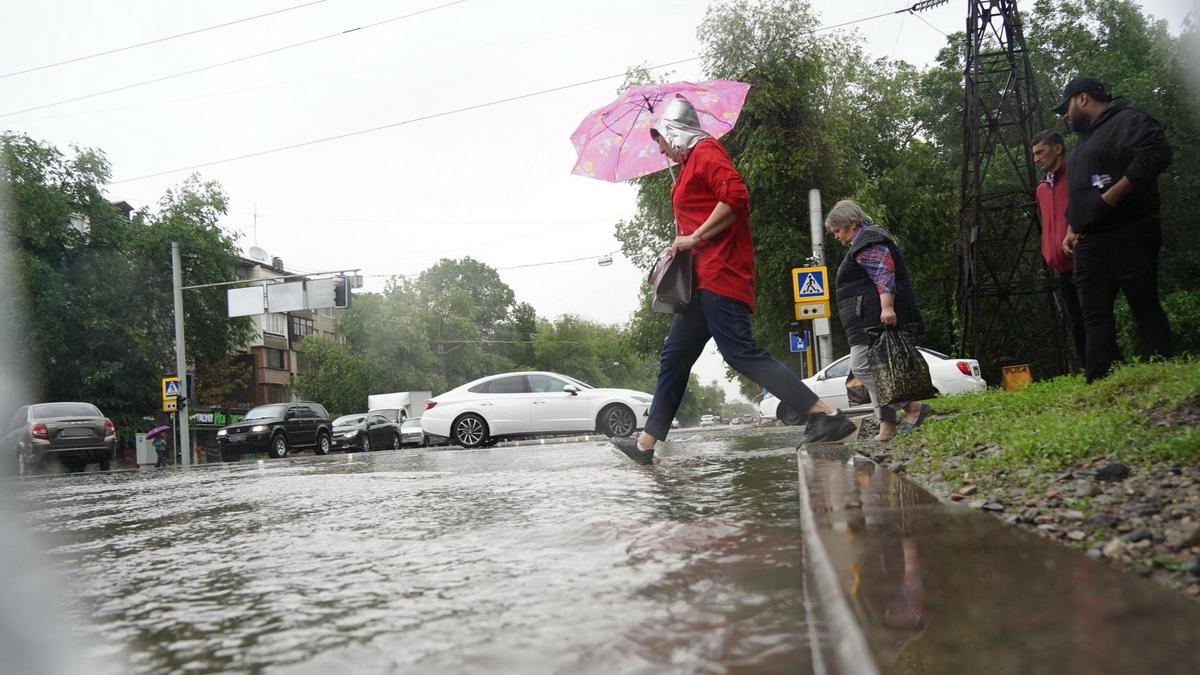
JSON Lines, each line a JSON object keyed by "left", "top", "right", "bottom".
{"left": 644, "top": 290, "right": 820, "bottom": 440}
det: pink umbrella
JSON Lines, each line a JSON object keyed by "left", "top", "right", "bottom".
{"left": 146, "top": 425, "right": 172, "bottom": 438}
{"left": 570, "top": 79, "right": 752, "bottom": 183}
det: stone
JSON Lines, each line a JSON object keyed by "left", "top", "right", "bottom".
{"left": 968, "top": 499, "right": 986, "bottom": 510}
{"left": 1034, "top": 514, "right": 1056, "bottom": 525}
{"left": 981, "top": 501, "right": 1005, "bottom": 512}
{"left": 1165, "top": 525, "right": 1200, "bottom": 551}
{"left": 1019, "top": 507, "right": 1040, "bottom": 524}
{"left": 1182, "top": 555, "right": 1200, "bottom": 576}
{"left": 949, "top": 493, "right": 966, "bottom": 502}
{"left": 1062, "top": 510, "right": 1086, "bottom": 521}
{"left": 960, "top": 484, "right": 978, "bottom": 496}
{"left": 1102, "top": 538, "right": 1126, "bottom": 558}
{"left": 1086, "top": 548, "right": 1103, "bottom": 560}
{"left": 1133, "top": 504, "right": 1162, "bottom": 517}
{"left": 1067, "top": 530, "right": 1087, "bottom": 541}
{"left": 1085, "top": 514, "right": 1120, "bottom": 530}
{"left": 1038, "top": 523, "right": 1060, "bottom": 534}
{"left": 1074, "top": 481, "right": 1102, "bottom": 498}
{"left": 1116, "top": 522, "right": 1135, "bottom": 534}
{"left": 1122, "top": 528, "right": 1152, "bottom": 543}
{"left": 1095, "top": 463, "right": 1132, "bottom": 482}
{"left": 1132, "top": 539, "right": 1152, "bottom": 550}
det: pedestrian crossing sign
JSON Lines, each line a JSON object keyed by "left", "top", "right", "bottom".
{"left": 162, "top": 377, "right": 181, "bottom": 413}
{"left": 792, "top": 265, "right": 829, "bottom": 302}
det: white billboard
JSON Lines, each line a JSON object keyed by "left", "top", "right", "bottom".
{"left": 227, "top": 286, "right": 265, "bottom": 318}
{"left": 266, "top": 281, "right": 305, "bottom": 313}
{"left": 305, "top": 278, "right": 336, "bottom": 310}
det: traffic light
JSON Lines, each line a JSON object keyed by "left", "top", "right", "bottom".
{"left": 333, "top": 275, "right": 352, "bottom": 308}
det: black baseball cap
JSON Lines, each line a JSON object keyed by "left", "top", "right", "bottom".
{"left": 1052, "top": 77, "right": 1107, "bottom": 115}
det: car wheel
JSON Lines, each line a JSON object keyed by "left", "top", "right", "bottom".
{"left": 64, "top": 460, "right": 86, "bottom": 473}
{"left": 391, "top": 433, "right": 401, "bottom": 450}
{"left": 221, "top": 450, "right": 241, "bottom": 463}
{"left": 360, "top": 434, "right": 371, "bottom": 453}
{"left": 452, "top": 414, "right": 488, "bottom": 448}
{"left": 98, "top": 456, "right": 112, "bottom": 472}
{"left": 268, "top": 433, "right": 289, "bottom": 459}
{"left": 775, "top": 400, "right": 804, "bottom": 426}
{"left": 598, "top": 403, "right": 637, "bottom": 437}
{"left": 315, "top": 432, "right": 332, "bottom": 456}
{"left": 422, "top": 434, "right": 429, "bottom": 448}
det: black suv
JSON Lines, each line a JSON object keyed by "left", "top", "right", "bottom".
{"left": 216, "top": 401, "right": 332, "bottom": 461}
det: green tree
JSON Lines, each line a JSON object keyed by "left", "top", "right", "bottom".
{"left": 292, "top": 335, "right": 373, "bottom": 414}
{"left": 1, "top": 134, "right": 252, "bottom": 436}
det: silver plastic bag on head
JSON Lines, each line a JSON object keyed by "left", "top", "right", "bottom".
{"left": 650, "top": 94, "right": 710, "bottom": 159}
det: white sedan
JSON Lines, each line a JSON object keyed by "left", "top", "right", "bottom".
{"left": 760, "top": 347, "right": 986, "bottom": 425}
{"left": 421, "top": 371, "right": 653, "bottom": 448}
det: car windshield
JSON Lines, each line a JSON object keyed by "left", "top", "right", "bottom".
{"left": 333, "top": 415, "right": 366, "bottom": 426}
{"left": 562, "top": 375, "right": 595, "bottom": 389}
{"left": 31, "top": 402, "right": 101, "bottom": 418}
{"left": 243, "top": 404, "right": 287, "bottom": 420}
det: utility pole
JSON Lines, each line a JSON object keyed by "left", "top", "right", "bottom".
{"left": 958, "top": 0, "right": 1064, "bottom": 381}
{"left": 171, "top": 242, "right": 192, "bottom": 467}
{"left": 808, "top": 189, "right": 832, "bottom": 369}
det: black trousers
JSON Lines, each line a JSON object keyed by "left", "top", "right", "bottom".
{"left": 1058, "top": 272, "right": 1087, "bottom": 366}
{"left": 1072, "top": 223, "right": 1171, "bottom": 382}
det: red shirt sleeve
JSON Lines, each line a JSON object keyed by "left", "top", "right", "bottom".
{"left": 691, "top": 140, "right": 750, "bottom": 216}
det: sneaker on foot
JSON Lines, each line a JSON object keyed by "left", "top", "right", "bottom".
{"left": 803, "top": 411, "right": 857, "bottom": 444}
{"left": 610, "top": 436, "right": 654, "bottom": 465}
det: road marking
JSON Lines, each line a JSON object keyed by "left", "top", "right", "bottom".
{"left": 796, "top": 448, "right": 881, "bottom": 675}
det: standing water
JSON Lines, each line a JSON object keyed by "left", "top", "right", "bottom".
{"left": 9, "top": 427, "right": 835, "bottom": 674}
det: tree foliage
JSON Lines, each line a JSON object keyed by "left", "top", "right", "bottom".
{"left": 1, "top": 133, "right": 251, "bottom": 437}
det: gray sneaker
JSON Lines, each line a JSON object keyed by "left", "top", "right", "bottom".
{"left": 610, "top": 436, "right": 654, "bottom": 465}
{"left": 803, "top": 411, "right": 857, "bottom": 443}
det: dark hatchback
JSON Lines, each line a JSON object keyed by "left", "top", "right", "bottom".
{"left": 4, "top": 402, "right": 116, "bottom": 474}
{"left": 216, "top": 402, "right": 332, "bottom": 461}
{"left": 331, "top": 413, "right": 402, "bottom": 452}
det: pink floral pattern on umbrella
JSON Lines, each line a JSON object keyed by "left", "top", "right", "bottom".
{"left": 570, "top": 79, "right": 752, "bottom": 182}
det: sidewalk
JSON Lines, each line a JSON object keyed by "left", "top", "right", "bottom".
{"left": 799, "top": 441, "right": 1200, "bottom": 674}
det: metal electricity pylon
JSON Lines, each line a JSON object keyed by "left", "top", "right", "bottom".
{"left": 957, "top": 0, "right": 1066, "bottom": 381}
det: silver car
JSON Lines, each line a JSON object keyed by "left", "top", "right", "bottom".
{"left": 4, "top": 402, "right": 116, "bottom": 474}
{"left": 400, "top": 418, "right": 427, "bottom": 447}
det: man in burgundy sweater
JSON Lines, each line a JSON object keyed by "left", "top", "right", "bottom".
{"left": 1032, "top": 130, "right": 1087, "bottom": 365}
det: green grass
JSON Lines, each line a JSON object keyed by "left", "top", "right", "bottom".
{"left": 889, "top": 359, "right": 1200, "bottom": 487}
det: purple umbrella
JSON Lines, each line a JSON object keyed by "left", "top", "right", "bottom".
{"left": 146, "top": 425, "right": 172, "bottom": 438}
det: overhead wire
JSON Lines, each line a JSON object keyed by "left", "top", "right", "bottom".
{"left": 0, "top": 0, "right": 333, "bottom": 80}
{"left": 102, "top": 2, "right": 941, "bottom": 184}
{"left": 0, "top": 0, "right": 469, "bottom": 119}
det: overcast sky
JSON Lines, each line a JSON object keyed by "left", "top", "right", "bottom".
{"left": 2, "top": 0, "right": 1192, "bottom": 401}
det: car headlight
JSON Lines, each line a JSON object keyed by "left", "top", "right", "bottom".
{"left": 250, "top": 425, "right": 269, "bottom": 433}
{"left": 216, "top": 429, "right": 227, "bottom": 437}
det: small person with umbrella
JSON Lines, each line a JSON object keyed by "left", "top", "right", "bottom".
{"left": 605, "top": 94, "right": 856, "bottom": 464}
{"left": 147, "top": 426, "right": 170, "bottom": 469}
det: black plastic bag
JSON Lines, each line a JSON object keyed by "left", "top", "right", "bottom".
{"left": 867, "top": 326, "right": 938, "bottom": 405}
{"left": 845, "top": 373, "right": 871, "bottom": 406}
{"left": 649, "top": 248, "right": 694, "bottom": 314}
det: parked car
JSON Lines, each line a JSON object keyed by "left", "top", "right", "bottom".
{"left": 760, "top": 347, "right": 986, "bottom": 425}
{"left": 421, "top": 371, "right": 653, "bottom": 448}
{"left": 4, "top": 402, "right": 116, "bottom": 474}
{"left": 216, "top": 401, "right": 333, "bottom": 461}
{"left": 741, "top": 414, "right": 753, "bottom": 424}
{"left": 400, "top": 418, "right": 428, "bottom": 447}
{"left": 331, "top": 412, "right": 401, "bottom": 452}
{"left": 700, "top": 414, "right": 717, "bottom": 427}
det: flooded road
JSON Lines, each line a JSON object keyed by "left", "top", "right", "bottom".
{"left": 8, "top": 427, "right": 830, "bottom": 674}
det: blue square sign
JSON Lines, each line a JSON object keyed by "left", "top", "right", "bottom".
{"left": 789, "top": 331, "right": 810, "bottom": 353}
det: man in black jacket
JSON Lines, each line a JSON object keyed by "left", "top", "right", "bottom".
{"left": 1055, "top": 77, "right": 1172, "bottom": 382}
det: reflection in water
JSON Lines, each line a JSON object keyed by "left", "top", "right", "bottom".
{"left": 804, "top": 449, "right": 1200, "bottom": 675}
{"left": 8, "top": 428, "right": 828, "bottom": 674}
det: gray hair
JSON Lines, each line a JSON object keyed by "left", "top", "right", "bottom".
{"left": 824, "top": 199, "right": 872, "bottom": 231}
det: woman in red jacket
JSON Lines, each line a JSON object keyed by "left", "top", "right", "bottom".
{"left": 610, "top": 95, "right": 855, "bottom": 465}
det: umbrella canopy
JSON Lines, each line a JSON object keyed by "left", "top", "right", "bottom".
{"left": 570, "top": 79, "right": 752, "bottom": 182}
{"left": 146, "top": 425, "right": 172, "bottom": 438}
